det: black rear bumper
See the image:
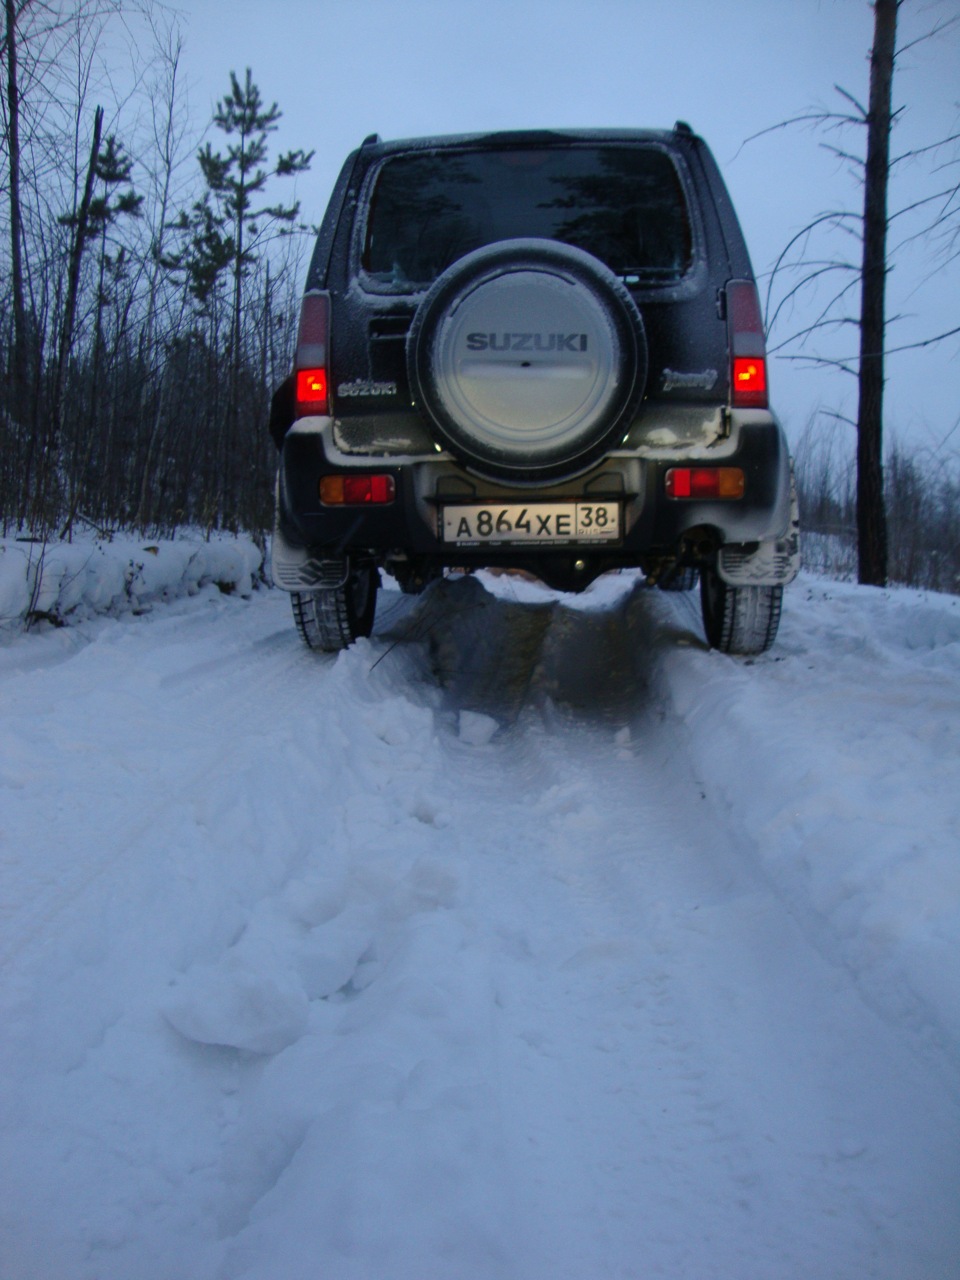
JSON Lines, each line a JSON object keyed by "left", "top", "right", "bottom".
{"left": 276, "top": 417, "right": 792, "bottom": 581}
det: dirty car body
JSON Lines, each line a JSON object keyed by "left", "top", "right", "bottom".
{"left": 272, "top": 125, "right": 800, "bottom": 654}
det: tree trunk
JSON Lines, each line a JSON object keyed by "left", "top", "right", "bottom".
{"left": 5, "top": 0, "right": 28, "bottom": 401}
{"left": 856, "top": 0, "right": 897, "bottom": 587}
{"left": 38, "top": 103, "right": 103, "bottom": 530}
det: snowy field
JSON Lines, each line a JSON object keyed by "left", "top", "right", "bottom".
{"left": 1, "top": 535, "right": 958, "bottom": 1279}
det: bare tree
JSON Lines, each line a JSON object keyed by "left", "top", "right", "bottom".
{"left": 757, "top": 0, "right": 960, "bottom": 587}
{"left": 4, "top": 0, "right": 28, "bottom": 400}
{"left": 856, "top": 0, "right": 897, "bottom": 586}
{"left": 131, "top": 20, "right": 193, "bottom": 530}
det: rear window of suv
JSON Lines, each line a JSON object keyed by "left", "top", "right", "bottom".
{"left": 362, "top": 145, "right": 693, "bottom": 291}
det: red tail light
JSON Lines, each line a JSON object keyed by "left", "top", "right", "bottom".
{"left": 665, "top": 467, "right": 745, "bottom": 500}
{"left": 732, "top": 357, "right": 766, "bottom": 398}
{"left": 296, "top": 368, "right": 328, "bottom": 408}
{"left": 320, "top": 474, "right": 396, "bottom": 505}
{"left": 727, "top": 280, "right": 768, "bottom": 409}
{"left": 294, "top": 291, "right": 330, "bottom": 417}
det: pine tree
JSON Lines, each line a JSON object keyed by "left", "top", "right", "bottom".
{"left": 173, "top": 69, "right": 311, "bottom": 377}
{"left": 163, "top": 68, "right": 311, "bottom": 527}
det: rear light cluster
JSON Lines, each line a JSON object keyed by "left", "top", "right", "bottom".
{"left": 294, "top": 291, "right": 330, "bottom": 417}
{"left": 726, "top": 280, "right": 768, "bottom": 409}
{"left": 665, "top": 467, "right": 745, "bottom": 500}
{"left": 319, "top": 474, "right": 396, "bottom": 505}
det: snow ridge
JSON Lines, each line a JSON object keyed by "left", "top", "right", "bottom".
{"left": 0, "top": 533, "right": 262, "bottom": 628}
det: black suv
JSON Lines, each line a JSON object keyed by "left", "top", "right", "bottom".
{"left": 271, "top": 125, "right": 799, "bottom": 654}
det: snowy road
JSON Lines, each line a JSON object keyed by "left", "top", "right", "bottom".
{"left": 1, "top": 568, "right": 959, "bottom": 1278}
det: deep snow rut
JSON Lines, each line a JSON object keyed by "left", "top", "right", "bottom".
{"left": 1, "top": 576, "right": 958, "bottom": 1280}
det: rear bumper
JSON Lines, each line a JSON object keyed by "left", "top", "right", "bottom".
{"left": 274, "top": 411, "right": 796, "bottom": 588}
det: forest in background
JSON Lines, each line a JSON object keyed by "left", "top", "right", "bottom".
{"left": 1, "top": 0, "right": 957, "bottom": 593}
{"left": 794, "top": 419, "right": 960, "bottom": 592}
{"left": 1, "top": 1, "right": 311, "bottom": 543}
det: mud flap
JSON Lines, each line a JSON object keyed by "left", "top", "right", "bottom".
{"left": 271, "top": 523, "right": 352, "bottom": 592}
{"left": 718, "top": 463, "right": 801, "bottom": 586}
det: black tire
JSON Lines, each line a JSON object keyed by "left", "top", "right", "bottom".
{"left": 699, "top": 568, "right": 782, "bottom": 655}
{"left": 407, "top": 238, "right": 647, "bottom": 482}
{"left": 658, "top": 565, "right": 699, "bottom": 592}
{"left": 291, "top": 563, "right": 379, "bottom": 652}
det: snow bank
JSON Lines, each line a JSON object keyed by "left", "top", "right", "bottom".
{"left": 0, "top": 532, "right": 262, "bottom": 627}
{"left": 647, "top": 574, "right": 960, "bottom": 1058}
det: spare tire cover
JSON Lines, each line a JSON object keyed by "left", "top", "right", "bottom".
{"left": 407, "top": 238, "right": 647, "bottom": 481}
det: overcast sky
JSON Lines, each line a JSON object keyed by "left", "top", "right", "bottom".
{"left": 174, "top": 0, "right": 960, "bottom": 455}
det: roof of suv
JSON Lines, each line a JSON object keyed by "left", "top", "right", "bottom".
{"left": 355, "top": 123, "right": 701, "bottom": 157}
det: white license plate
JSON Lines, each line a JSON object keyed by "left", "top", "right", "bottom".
{"left": 442, "top": 502, "right": 620, "bottom": 545}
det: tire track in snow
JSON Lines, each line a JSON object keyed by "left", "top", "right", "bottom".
{"left": 366, "top": 573, "right": 960, "bottom": 1278}
{"left": 2, "top": 575, "right": 958, "bottom": 1279}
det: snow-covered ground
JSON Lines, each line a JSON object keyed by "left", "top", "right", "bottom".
{"left": 1, "top": 538, "right": 958, "bottom": 1279}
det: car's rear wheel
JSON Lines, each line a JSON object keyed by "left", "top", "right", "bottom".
{"left": 699, "top": 567, "right": 782, "bottom": 655}
{"left": 291, "top": 562, "right": 379, "bottom": 652}
{"left": 407, "top": 238, "right": 647, "bottom": 482}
